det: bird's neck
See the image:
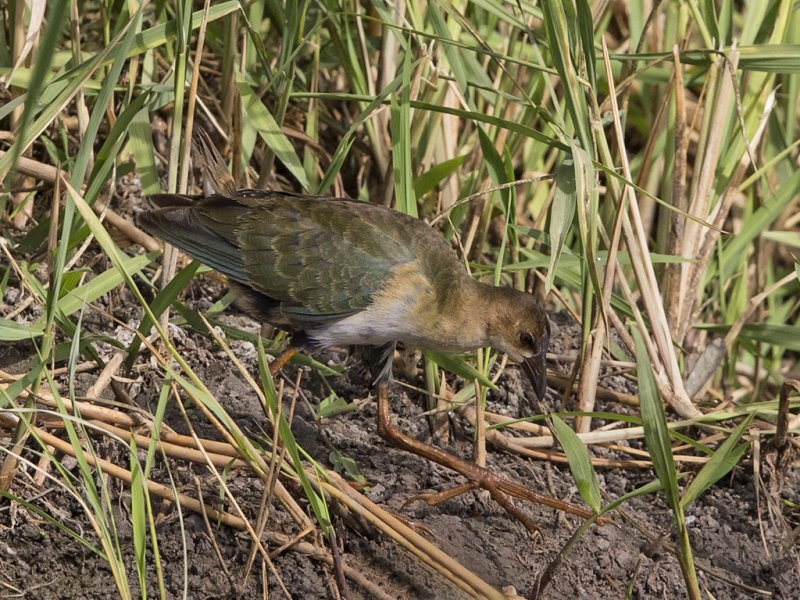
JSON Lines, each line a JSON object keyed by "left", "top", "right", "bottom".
{"left": 404, "top": 274, "right": 508, "bottom": 354}
{"left": 457, "top": 276, "right": 513, "bottom": 343}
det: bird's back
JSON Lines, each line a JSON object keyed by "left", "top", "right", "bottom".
{"left": 137, "top": 190, "right": 464, "bottom": 329}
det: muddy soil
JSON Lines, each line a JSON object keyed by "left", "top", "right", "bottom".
{"left": 1, "top": 268, "right": 799, "bottom": 600}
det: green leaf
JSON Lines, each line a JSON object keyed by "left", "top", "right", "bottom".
{"left": 126, "top": 107, "right": 161, "bottom": 195}
{"left": 681, "top": 413, "right": 754, "bottom": 509}
{"left": 428, "top": 1, "right": 471, "bottom": 105}
{"left": 58, "top": 270, "right": 90, "bottom": 299}
{"left": 0, "top": 318, "right": 45, "bottom": 341}
{"left": 421, "top": 350, "right": 496, "bottom": 389}
{"left": 390, "top": 38, "right": 416, "bottom": 217}
{"left": 719, "top": 169, "right": 800, "bottom": 281}
{"left": 552, "top": 415, "right": 601, "bottom": 512}
{"left": 634, "top": 328, "right": 680, "bottom": 512}
{"left": 125, "top": 2, "right": 239, "bottom": 60}
{"left": 694, "top": 323, "right": 800, "bottom": 352}
{"left": 128, "top": 438, "right": 147, "bottom": 596}
{"left": 328, "top": 450, "right": 366, "bottom": 483}
{"left": 574, "top": 0, "right": 596, "bottom": 88}
{"left": 317, "top": 392, "right": 357, "bottom": 419}
{"left": 237, "top": 72, "right": 311, "bottom": 192}
{"left": 40, "top": 253, "right": 152, "bottom": 325}
{"left": 547, "top": 157, "right": 577, "bottom": 293}
{"left": 413, "top": 155, "right": 467, "bottom": 199}
{"left": 0, "top": 1, "right": 69, "bottom": 180}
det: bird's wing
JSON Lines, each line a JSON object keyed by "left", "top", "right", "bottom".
{"left": 140, "top": 190, "right": 461, "bottom": 325}
{"left": 138, "top": 197, "right": 250, "bottom": 284}
{"left": 196, "top": 193, "right": 438, "bottom": 319}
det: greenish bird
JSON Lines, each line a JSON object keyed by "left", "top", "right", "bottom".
{"left": 136, "top": 135, "right": 593, "bottom": 533}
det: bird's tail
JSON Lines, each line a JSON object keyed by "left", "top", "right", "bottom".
{"left": 193, "top": 129, "right": 237, "bottom": 197}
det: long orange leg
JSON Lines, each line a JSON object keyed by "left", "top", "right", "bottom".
{"left": 270, "top": 354, "right": 600, "bottom": 534}
{"left": 269, "top": 347, "right": 297, "bottom": 377}
{"left": 376, "top": 383, "right": 600, "bottom": 535}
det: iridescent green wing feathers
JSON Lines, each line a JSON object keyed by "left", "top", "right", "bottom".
{"left": 137, "top": 134, "right": 465, "bottom": 328}
{"left": 193, "top": 192, "right": 455, "bottom": 320}
{"left": 140, "top": 194, "right": 248, "bottom": 284}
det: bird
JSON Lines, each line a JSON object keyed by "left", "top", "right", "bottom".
{"left": 136, "top": 133, "right": 594, "bottom": 533}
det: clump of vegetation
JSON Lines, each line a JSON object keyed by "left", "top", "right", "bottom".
{"left": 1, "top": 2, "right": 798, "bottom": 599}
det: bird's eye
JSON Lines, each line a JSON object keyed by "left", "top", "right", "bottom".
{"left": 518, "top": 331, "right": 534, "bottom": 347}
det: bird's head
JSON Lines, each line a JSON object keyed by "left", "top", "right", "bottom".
{"left": 486, "top": 289, "right": 550, "bottom": 400}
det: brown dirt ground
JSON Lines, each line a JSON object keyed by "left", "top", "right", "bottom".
{"left": 1, "top": 259, "right": 799, "bottom": 600}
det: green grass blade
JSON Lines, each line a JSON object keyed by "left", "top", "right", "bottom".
{"left": 124, "top": 261, "right": 201, "bottom": 372}
{"left": 680, "top": 413, "right": 753, "bottom": 509}
{"left": 551, "top": 415, "right": 601, "bottom": 512}
{"left": 237, "top": 72, "right": 311, "bottom": 192}
{"left": 634, "top": 328, "right": 680, "bottom": 511}
{"left": 421, "top": 350, "right": 496, "bottom": 390}
{"left": 256, "top": 337, "right": 332, "bottom": 537}
{"left": 390, "top": 38, "right": 416, "bottom": 217}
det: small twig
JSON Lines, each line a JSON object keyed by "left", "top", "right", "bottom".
{"left": 771, "top": 380, "right": 800, "bottom": 453}
{"left": 25, "top": 421, "right": 246, "bottom": 527}
{"left": 457, "top": 403, "right": 654, "bottom": 469}
{"left": 327, "top": 522, "right": 351, "bottom": 600}
{"left": 85, "top": 352, "right": 124, "bottom": 400}
{"left": 2, "top": 382, "right": 138, "bottom": 428}
{"left": 547, "top": 372, "right": 639, "bottom": 407}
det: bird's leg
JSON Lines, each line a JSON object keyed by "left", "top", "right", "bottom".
{"left": 269, "top": 347, "right": 297, "bottom": 377}
{"left": 376, "top": 384, "right": 599, "bottom": 535}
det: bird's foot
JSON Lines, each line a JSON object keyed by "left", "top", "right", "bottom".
{"left": 376, "top": 384, "right": 603, "bottom": 536}
{"left": 403, "top": 481, "right": 543, "bottom": 536}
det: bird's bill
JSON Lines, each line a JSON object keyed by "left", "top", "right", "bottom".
{"left": 521, "top": 349, "right": 547, "bottom": 400}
